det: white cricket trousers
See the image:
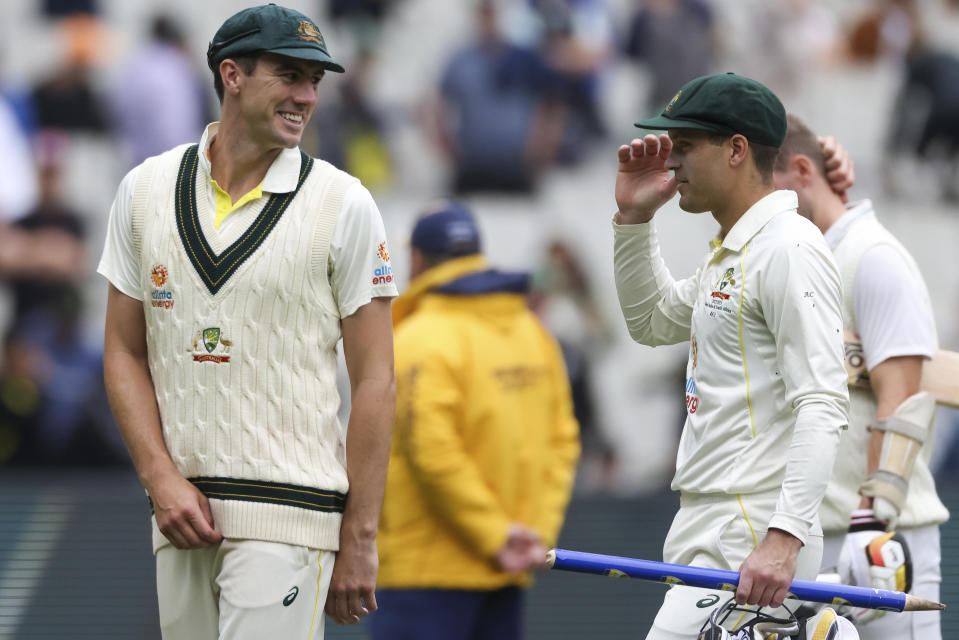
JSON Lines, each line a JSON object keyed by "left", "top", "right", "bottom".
{"left": 645, "top": 491, "right": 824, "bottom": 639}
{"left": 822, "top": 524, "right": 941, "bottom": 640}
{"left": 156, "top": 539, "right": 335, "bottom": 640}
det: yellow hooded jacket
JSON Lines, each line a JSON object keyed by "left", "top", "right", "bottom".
{"left": 377, "top": 255, "right": 580, "bottom": 590}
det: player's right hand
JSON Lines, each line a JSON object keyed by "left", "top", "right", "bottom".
{"left": 149, "top": 473, "right": 222, "bottom": 549}
{"left": 736, "top": 528, "right": 801, "bottom": 608}
{"left": 614, "top": 134, "right": 678, "bottom": 224}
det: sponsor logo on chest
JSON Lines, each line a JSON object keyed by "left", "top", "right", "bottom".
{"left": 685, "top": 336, "right": 699, "bottom": 413}
{"left": 685, "top": 376, "right": 699, "bottom": 414}
{"left": 150, "top": 264, "right": 175, "bottom": 310}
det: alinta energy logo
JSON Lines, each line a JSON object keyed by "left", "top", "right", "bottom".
{"left": 372, "top": 241, "right": 393, "bottom": 285}
{"left": 150, "top": 264, "right": 175, "bottom": 310}
{"left": 685, "top": 376, "right": 699, "bottom": 414}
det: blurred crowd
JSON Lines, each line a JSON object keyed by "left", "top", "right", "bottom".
{"left": 1, "top": 0, "right": 958, "bottom": 491}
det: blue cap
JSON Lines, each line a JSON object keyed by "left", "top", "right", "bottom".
{"left": 411, "top": 201, "right": 481, "bottom": 256}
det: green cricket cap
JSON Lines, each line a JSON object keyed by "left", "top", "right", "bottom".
{"left": 635, "top": 73, "right": 786, "bottom": 147}
{"left": 207, "top": 4, "right": 344, "bottom": 74}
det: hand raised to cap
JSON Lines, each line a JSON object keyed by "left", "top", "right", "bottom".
{"left": 615, "top": 134, "right": 678, "bottom": 225}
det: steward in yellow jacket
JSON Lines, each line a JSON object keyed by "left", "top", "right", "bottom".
{"left": 372, "top": 202, "right": 580, "bottom": 640}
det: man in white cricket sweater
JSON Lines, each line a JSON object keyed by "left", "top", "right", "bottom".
{"left": 774, "top": 115, "right": 948, "bottom": 639}
{"left": 98, "top": 6, "right": 397, "bottom": 639}
{"left": 611, "top": 74, "right": 849, "bottom": 638}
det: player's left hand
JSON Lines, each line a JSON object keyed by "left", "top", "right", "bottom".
{"left": 819, "top": 135, "right": 855, "bottom": 203}
{"left": 736, "top": 528, "right": 801, "bottom": 608}
{"left": 325, "top": 532, "right": 378, "bottom": 625}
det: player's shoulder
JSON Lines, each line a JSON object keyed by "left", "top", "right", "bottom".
{"left": 114, "top": 143, "right": 195, "bottom": 198}
{"left": 305, "top": 156, "right": 361, "bottom": 186}
{"left": 760, "top": 210, "right": 830, "bottom": 250}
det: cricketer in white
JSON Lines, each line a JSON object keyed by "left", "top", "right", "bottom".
{"left": 615, "top": 192, "right": 850, "bottom": 640}
{"left": 773, "top": 116, "right": 947, "bottom": 639}
{"left": 612, "top": 73, "right": 849, "bottom": 639}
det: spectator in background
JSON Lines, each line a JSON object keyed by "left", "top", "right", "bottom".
{"left": 10, "top": 133, "right": 86, "bottom": 320}
{"left": 846, "top": 0, "right": 921, "bottom": 66}
{"left": 528, "top": 0, "right": 611, "bottom": 164}
{"left": 110, "top": 15, "right": 207, "bottom": 168}
{"left": 327, "top": 0, "right": 401, "bottom": 52}
{"left": 625, "top": 0, "right": 715, "bottom": 111}
{"left": 0, "top": 132, "right": 108, "bottom": 469}
{"left": 433, "top": 0, "right": 564, "bottom": 194}
{"left": 887, "top": 48, "right": 959, "bottom": 202}
{"left": 0, "top": 96, "right": 38, "bottom": 222}
{"left": 314, "top": 48, "right": 393, "bottom": 192}
{"left": 530, "top": 239, "right": 615, "bottom": 491}
{"left": 747, "top": 0, "right": 840, "bottom": 98}
{"left": 374, "top": 202, "right": 579, "bottom": 640}
{"left": 41, "top": 0, "right": 98, "bottom": 18}
{"left": 31, "top": 0, "right": 108, "bottom": 134}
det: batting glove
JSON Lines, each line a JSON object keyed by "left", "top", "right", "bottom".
{"left": 838, "top": 508, "right": 912, "bottom": 625}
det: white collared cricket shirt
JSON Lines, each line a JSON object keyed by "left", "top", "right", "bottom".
{"left": 614, "top": 190, "right": 849, "bottom": 544}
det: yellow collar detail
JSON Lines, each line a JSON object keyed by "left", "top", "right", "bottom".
{"left": 211, "top": 178, "right": 264, "bottom": 229}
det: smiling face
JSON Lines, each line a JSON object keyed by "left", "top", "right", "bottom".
{"left": 229, "top": 53, "right": 325, "bottom": 150}
{"left": 664, "top": 129, "right": 730, "bottom": 213}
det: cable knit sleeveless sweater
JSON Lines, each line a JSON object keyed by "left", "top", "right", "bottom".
{"left": 132, "top": 143, "right": 357, "bottom": 552}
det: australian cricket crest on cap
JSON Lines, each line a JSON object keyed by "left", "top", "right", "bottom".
{"left": 665, "top": 90, "right": 682, "bottom": 113}
{"left": 189, "top": 327, "right": 232, "bottom": 363}
{"left": 150, "top": 264, "right": 175, "bottom": 310}
{"left": 297, "top": 21, "right": 324, "bottom": 46}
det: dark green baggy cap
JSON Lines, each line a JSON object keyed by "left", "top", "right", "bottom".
{"left": 635, "top": 73, "right": 786, "bottom": 147}
{"left": 207, "top": 3, "right": 344, "bottom": 74}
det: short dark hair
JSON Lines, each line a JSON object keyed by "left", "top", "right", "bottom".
{"left": 212, "top": 55, "right": 259, "bottom": 103}
{"left": 750, "top": 142, "right": 780, "bottom": 182}
{"left": 703, "top": 132, "right": 779, "bottom": 183}
{"left": 773, "top": 114, "right": 826, "bottom": 177}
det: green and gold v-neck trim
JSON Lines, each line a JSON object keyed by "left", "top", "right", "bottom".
{"left": 175, "top": 144, "right": 314, "bottom": 295}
